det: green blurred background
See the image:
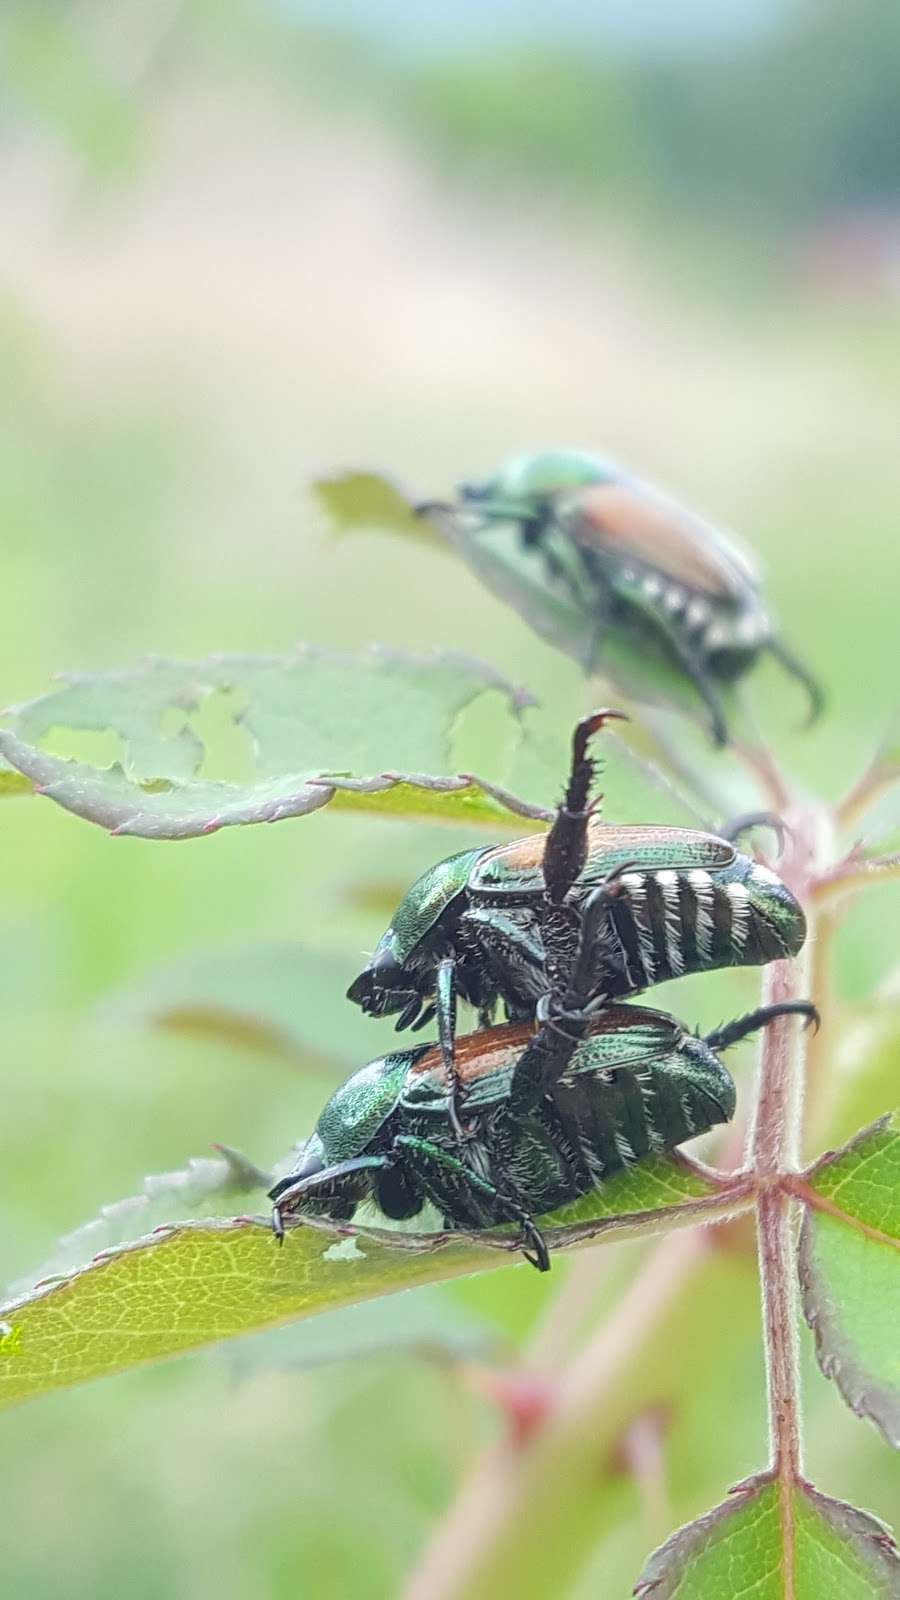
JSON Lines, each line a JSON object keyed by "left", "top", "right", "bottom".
{"left": 2, "top": 2, "right": 899, "bottom": 1595}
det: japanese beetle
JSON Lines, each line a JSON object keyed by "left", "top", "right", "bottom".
{"left": 269, "top": 998, "right": 813, "bottom": 1271}
{"left": 347, "top": 713, "right": 807, "bottom": 1078}
{"left": 278, "top": 709, "right": 816, "bottom": 1269}
{"left": 439, "top": 449, "right": 822, "bottom": 745}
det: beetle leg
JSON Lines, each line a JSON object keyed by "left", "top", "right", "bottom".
{"left": 541, "top": 708, "right": 628, "bottom": 1000}
{"left": 462, "top": 905, "right": 545, "bottom": 1019}
{"left": 434, "top": 957, "right": 468, "bottom": 1142}
{"left": 720, "top": 809, "right": 789, "bottom": 856}
{"left": 766, "top": 637, "right": 824, "bottom": 727}
{"left": 543, "top": 708, "right": 628, "bottom": 909}
{"left": 392, "top": 1135, "right": 551, "bottom": 1272}
{"left": 562, "top": 864, "right": 635, "bottom": 1014}
{"left": 703, "top": 1001, "right": 819, "bottom": 1054}
{"left": 665, "top": 639, "right": 729, "bottom": 745}
{"left": 616, "top": 584, "right": 732, "bottom": 744}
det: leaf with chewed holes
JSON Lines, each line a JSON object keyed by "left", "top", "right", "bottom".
{"left": 635, "top": 1471, "right": 899, "bottom": 1598}
{"left": 796, "top": 1112, "right": 900, "bottom": 1447}
{"left": 0, "top": 648, "right": 545, "bottom": 839}
{"left": 0, "top": 1155, "right": 747, "bottom": 1410}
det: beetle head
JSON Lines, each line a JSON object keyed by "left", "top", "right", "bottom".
{"left": 460, "top": 449, "right": 616, "bottom": 522}
{"left": 348, "top": 848, "right": 481, "bottom": 1024}
{"left": 346, "top": 932, "right": 420, "bottom": 1021}
{"left": 269, "top": 1134, "right": 326, "bottom": 1203}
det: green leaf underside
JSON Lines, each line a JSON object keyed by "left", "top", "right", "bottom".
{"left": 316, "top": 471, "right": 741, "bottom": 732}
{"left": 0, "top": 1155, "right": 740, "bottom": 1409}
{"left": 104, "top": 941, "right": 394, "bottom": 1068}
{"left": 635, "top": 1473, "right": 900, "bottom": 1598}
{"left": 798, "top": 1112, "right": 900, "bottom": 1447}
{"left": 0, "top": 649, "right": 541, "bottom": 839}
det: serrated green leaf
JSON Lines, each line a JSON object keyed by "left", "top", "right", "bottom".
{"left": 0, "top": 1157, "right": 745, "bottom": 1410}
{"left": 797, "top": 1112, "right": 900, "bottom": 1447}
{"left": 0, "top": 648, "right": 544, "bottom": 839}
{"left": 635, "top": 1472, "right": 899, "bottom": 1598}
{"left": 9, "top": 1148, "right": 272, "bottom": 1296}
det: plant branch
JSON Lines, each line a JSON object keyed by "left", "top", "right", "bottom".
{"left": 403, "top": 1228, "right": 711, "bottom": 1600}
{"left": 749, "top": 929, "right": 814, "bottom": 1520}
{"left": 814, "top": 849, "right": 900, "bottom": 906}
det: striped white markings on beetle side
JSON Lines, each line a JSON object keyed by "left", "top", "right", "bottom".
{"left": 634, "top": 1065, "right": 667, "bottom": 1151}
{"left": 655, "top": 869, "right": 686, "bottom": 977}
{"left": 685, "top": 596, "right": 711, "bottom": 631}
{"left": 725, "top": 880, "right": 751, "bottom": 953}
{"left": 687, "top": 867, "right": 716, "bottom": 963}
{"left": 619, "top": 871, "right": 658, "bottom": 986}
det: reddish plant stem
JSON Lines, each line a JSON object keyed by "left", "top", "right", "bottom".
{"left": 757, "top": 1185, "right": 802, "bottom": 1481}
{"left": 750, "top": 956, "right": 806, "bottom": 1488}
{"left": 746, "top": 796, "right": 819, "bottom": 1591}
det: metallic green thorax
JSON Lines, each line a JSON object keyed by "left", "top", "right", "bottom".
{"left": 462, "top": 449, "right": 615, "bottom": 520}
{"left": 316, "top": 1053, "right": 412, "bottom": 1161}
{"left": 380, "top": 849, "right": 481, "bottom": 968}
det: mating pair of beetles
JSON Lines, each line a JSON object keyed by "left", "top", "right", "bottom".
{"left": 270, "top": 710, "right": 815, "bottom": 1270}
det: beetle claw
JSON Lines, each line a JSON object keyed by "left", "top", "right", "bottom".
{"left": 721, "top": 810, "right": 790, "bottom": 857}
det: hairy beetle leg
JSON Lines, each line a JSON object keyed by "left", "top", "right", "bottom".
{"left": 704, "top": 1000, "right": 819, "bottom": 1054}
{"left": 721, "top": 810, "right": 789, "bottom": 856}
{"left": 518, "top": 1217, "right": 551, "bottom": 1273}
{"left": 434, "top": 957, "right": 474, "bottom": 1144}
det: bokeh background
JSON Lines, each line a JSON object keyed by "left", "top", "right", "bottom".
{"left": 2, "top": 2, "right": 899, "bottom": 1595}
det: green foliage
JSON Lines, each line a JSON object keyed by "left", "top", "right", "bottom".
{"left": 798, "top": 1114, "right": 900, "bottom": 1447}
{"left": 3, "top": 20, "right": 900, "bottom": 1591}
{"left": 635, "top": 1473, "right": 899, "bottom": 1599}
{"left": 0, "top": 4, "right": 141, "bottom": 179}
{"left": 0, "top": 649, "right": 540, "bottom": 837}
{"left": 105, "top": 941, "right": 379, "bottom": 1068}
{"left": 0, "top": 1156, "right": 738, "bottom": 1411}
